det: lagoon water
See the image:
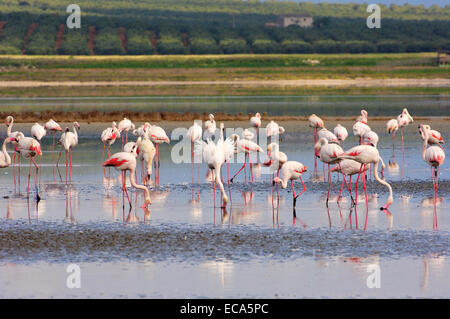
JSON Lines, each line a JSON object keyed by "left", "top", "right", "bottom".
{"left": 0, "top": 102, "right": 449, "bottom": 297}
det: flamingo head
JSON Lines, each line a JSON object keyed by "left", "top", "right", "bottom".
{"left": 65, "top": 127, "right": 70, "bottom": 132}
{"left": 7, "top": 137, "right": 17, "bottom": 143}
{"left": 74, "top": 122, "right": 80, "bottom": 130}
{"left": 255, "top": 112, "right": 261, "bottom": 119}
{"left": 5, "top": 116, "right": 13, "bottom": 126}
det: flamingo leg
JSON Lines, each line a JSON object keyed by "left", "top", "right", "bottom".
{"left": 354, "top": 164, "right": 364, "bottom": 229}
{"left": 363, "top": 165, "right": 369, "bottom": 230}
{"left": 326, "top": 164, "right": 331, "bottom": 207}
{"left": 18, "top": 153, "right": 21, "bottom": 192}
{"left": 31, "top": 157, "right": 40, "bottom": 201}
{"left": 13, "top": 152, "right": 16, "bottom": 192}
{"left": 291, "top": 180, "right": 296, "bottom": 219}
{"left": 212, "top": 169, "right": 216, "bottom": 208}
{"left": 65, "top": 151, "right": 68, "bottom": 184}
{"left": 27, "top": 159, "right": 32, "bottom": 195}
{"left": 230, "top": 152, "right": 247, "bottom": 183}
{"left": 337, "top": 177, "right": 345, "bottom": 202}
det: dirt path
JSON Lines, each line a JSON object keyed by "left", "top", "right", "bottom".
{"left": 0, "top": 78, "right": 448, "bottom": 88}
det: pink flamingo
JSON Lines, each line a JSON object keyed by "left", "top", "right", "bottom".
{"left": 273, "top": 161, "right": 307, "bottom": 217}
{"left": 419, "top": 124, "right": 445, "bottom": 191}
{"left": 386, "top": 119, "right": 399, "bottom": 142}
{"left": 102, "top": 144, "right": 151, "bottom": 209}
{"left": 314, "top": 137, "right": 344, "bottom": 207}
{"left": 250, "top": 113, "right": 261, "bottom": 140}
{"left": 419, "top": 124, "right": 445, "bottom": 229}
{"left": 353, "top": 121, "right": 371, "bottom": 144}
{"left": 334, "top": 124, "right": 348, "bottom": 148}
{"left": 146, "top": 123, "right": 170, "bottom": 185}
{"left": 308, "top": 114, "right": 324, "bottom": 144}
{"left": 230, "top": 134, "right": 263, "bottom": 183}
{"left": 331, "top": 159, "right": 368, "bottom": 204}
{"left": 0, "top": 137, "right": 15, "bottom": 168}
{"left": 263, "top": 142, "right": 287, "bottom": 198}
{"left": 318, "top": 128, "right": 339, "bottom": 144}
{"left": 338, "top": 144, "right": 393, "bottom": 229}
{"left": 204, "top": 114, "right": 216, "bottom": 136}
{"left": 5, "top": 116, "right": 24, "bottom": 190}
{"left": 266, "top": 120, "right": 285, "bottom": 139}
{"left": 199, "top": 136, "right": 235, "bottom": 208}
{"left": 397, "top": 108, "right": 414, "bottom": 144}
{"left": 118, "top": 117, "right": 135, "bottom": 146}
{"left": 187, "top": 121, "right": 203, "bottom": 184}
{"left": 356, "top": 109, "right": 368, "bottom": 124}
{"left": 419, "top": 124, "right": 444, "bottom": 147}
{"left": 57, "top": 122, "right": 80, "bottom": 182}
{"left": 101, "top": 121, "right": 120, "bottom": 159}
{"left": 31, "top": 123, "right": 46, "bottom": 141}
{"left": 16, "top": 134, "right": 42, "bottom": 201}
{"left": 44, "top": 118, "right": 62, "bottom": 150}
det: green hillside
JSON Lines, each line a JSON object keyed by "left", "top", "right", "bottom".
{"left": 0, "top": 1, "right": 449, "bottom": 55}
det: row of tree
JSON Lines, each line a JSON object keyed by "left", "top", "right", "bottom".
{"left": 0, "top": 11, "right": 448, "bottom": 55}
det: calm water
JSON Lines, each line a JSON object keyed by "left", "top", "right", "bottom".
{"left": 0, "top": 117, "right": 449, "bottom": 298}
{"left": 1, "top": 95, "right": 449, "bottom": 116}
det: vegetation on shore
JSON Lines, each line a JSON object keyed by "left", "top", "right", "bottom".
{"left": 0, "top": 1, "right": 448, "bottom": 55}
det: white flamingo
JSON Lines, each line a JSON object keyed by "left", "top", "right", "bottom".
{"left": 0, "top": 137, "right": 15, "bottom": 168}
{"left": 31, "top": 123, "right": 46, "bottom": 141}
{"left": 102, "top": 144, "right": 151, "bottom": 209}
{"left": 199, "top": 136, "right": 235, "bottom": 208}
{"left": 118, "top": 117, "right": 135, "bottom": 145}
{"left": 273, "top": 161, "right": 307, "bottom": 216}
{"left": 230, "top": 134, "right": 263, "bottom": 183}
{"left": 16, "top": 134, "right": 42, "bottom": 200}
{"left": 334, "top": 124, "right": 348, "bottom": 147}
{"left": 57, "top": 122, "right": 80, "bottom": 182}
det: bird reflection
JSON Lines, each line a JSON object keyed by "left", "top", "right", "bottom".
{"left": 103, "top": 194, "right": 119, "bottom": 220}
{"left": 189, "top": 188, "right": 202, "bottom": 222}
{"left": 387, "top": 159, "right": 399, "bottom": 175}
{"left": 420, "top": 196, "right": 443, "bottom": 230}
{"left": 64, "top": 185, "right": 77, "bottom": 224}
{"left": 201, "top": 260, "right": 234, "bottom": 288}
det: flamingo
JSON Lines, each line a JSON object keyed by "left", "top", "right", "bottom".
{"left": 5, "top": 116, "right": 24, "bottom": 189}
{"left": 362, "top": 131, "right": 379, "bottom": 148}
{"left": 353, "top": 121, "right": 371, "bottom": 144}
{"left": 144, "top": 123, "right": 170, "bottom": 185}
{"left": 419, "top": 124, "right": 444, "bottom": 147}
{"left": 331, "top": 159, "right": 369, "bottom": 203}
{"left": 31, "top": 123, "right": 46, "bottom": 141}
{"left": 101, "top": 121, "right": 120, "bottom": 159}
{"left": 230, "top": 134, "right": 263, "bottom": 183}
{"left": 266, "top": 120, "right": 285, "bottom": 139}
{"left": 334, "top": 124, "right": 348, "bottom": 147}
{"left": 318, "top": 128, "right": 339, "bottom": 144}
{"left": 0, "top": 137, "right": 15, "bottom": 168}
{"left": 356, "top": 109, "right": 368, "bottom": 124}
{"left": 308, "top": 114, "right": 324, "bottom": 144}
{"left": 137, "top": 137, "right": 156, "bottom": 185}
{"left": 273, "top": 161, "right": 307, "bottom": 216}
{"left": 16, "top": 134, "right": 42, "bottom": 200}
{"left": 133, "top": 123, "right": 149, "bottom": 138}
{"left": 57, "top": 122, "right": 80, "bottom": 182}
{"left": 386, "top": 119, "right": 399, "bottom": 141}
{"left": 199, "top": 136, "right": 235, "bottom": 208}
{"left": 263, "top": 142, "right": 287, "bottom": 198}
{"left": 419, "top": 124, "right": 445, "bottom": 195}
{"left": 204, "top": 114, "right": 216, "bottom": 136}
{"left": 397, "top": 108, "right": 414, "bottom": 145}
{"left": 338, "top": 144, "right": 393, "bottom": 220}
{"left": 44, "top": 118, "right": 62, "bottom": 149}
{"left": 314, "top": 137, "right": 344, "bottom": 206}
{"left": 118, "top": 118, "right": 135, "bottom": 145}
{"left": 187, "top": 121, "right": 203, "bottom": 183}
{"left": 250, "top": 113, "right": 261, "bottom": 129}
{"left": 102, "top": 144, "right": 151, "bottom": 209}
{"left": 243, "top": 128, "right": 255, "bottom": 141}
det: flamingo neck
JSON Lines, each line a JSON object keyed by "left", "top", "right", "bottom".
{"left": 373, "top": 160, "right": 393, "bottom": 206}
{"left": 2, "top": 139, "right": 11, "bottom": 166}
{"left": 129, "top": 167, "right": 151, "bottom": 203}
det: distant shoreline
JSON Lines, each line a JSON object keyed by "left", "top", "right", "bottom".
{"left": 0, "top": 78, "right": 448, "bottom": 88}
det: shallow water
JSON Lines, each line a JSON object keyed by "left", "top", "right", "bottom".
{"left": 1, "top": 94, "right": 450, "bottom": 116}
{"left": 0, "top": 118, "right": 449, "bottom": 298}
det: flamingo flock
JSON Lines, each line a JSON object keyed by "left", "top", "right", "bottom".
{"left": 0, "top": 110, "right": 446, "bottom": 230}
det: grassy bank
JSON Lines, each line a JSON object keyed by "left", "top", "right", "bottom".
{"left": 0, "top": 53, "right": 448, "bottom": 97}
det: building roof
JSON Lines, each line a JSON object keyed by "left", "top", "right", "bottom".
{"left": 280, "top": 14, "right": 312, "bottom": 18}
